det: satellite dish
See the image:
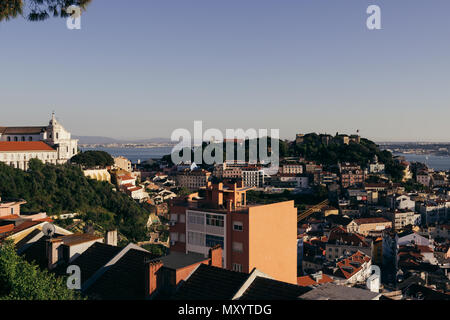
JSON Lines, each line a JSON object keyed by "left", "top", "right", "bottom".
{"left": 42, "top": 223, "right": 56, "bottom": 237}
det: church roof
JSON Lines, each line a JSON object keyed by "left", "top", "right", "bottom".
{"left": 0, "top": 126, "right": 46, "bottom": 135}
{"left": 0, "top": 141, "right": 56, "bottom": 152}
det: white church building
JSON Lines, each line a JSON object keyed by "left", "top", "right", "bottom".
{"left": 0, "top": 113, "right": 78, "bottom": 170}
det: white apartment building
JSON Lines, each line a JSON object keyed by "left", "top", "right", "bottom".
{"left": 385, "top": 210, "right": 421, "bottom": 230}
{"left": 177, "top": 169, "right": 211, "bottom": 191}
{"left": 419, "top": 200, "right": 450, "bottom": 225}
{"left": 242, "top": 168, "right": 265, "bottom": 188}
{"left": 388, "top": 194, "right": 415, "bottom": 211}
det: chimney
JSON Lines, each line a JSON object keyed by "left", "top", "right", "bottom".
{"left": 105, "top": 230, "right": 118, "bottom": 246}
{"left": 47, "top": 238, "right": 63, "bottom": 270}
{"left": 145, "top": 260, "right": 163, "bottom": 298}
{"left": 226, "top": 200, "right": 234, "bottom": 213}
{"left": 313, "top": 271, "right": 323, "bottom": 283}
{"left": 209, "top": 245, "right": 223, "bottom": 268}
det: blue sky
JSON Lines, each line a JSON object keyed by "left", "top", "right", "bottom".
{"left": 1, "top": 0, "right": 449, "bottom": 142}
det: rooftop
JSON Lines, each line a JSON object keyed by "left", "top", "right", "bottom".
{"left": 172, "top": 264, "right": 250, "bottom": 300}
{"left": 0, "top": 141, "right": 55, "bottom": 152}
{"left": 239, "top": 276, "right": 311, "bottom": 300}
{"left": 0, "top": 126, "right": 46, "bottom": 135}
{"left": 51, "top": 233, "right": 103, "bottom": 247}
{"left": 159, "top": 251, "right": 209, "bottom": 270}
{"left": 299, "top": 282, "right": 380, "bottom": 300}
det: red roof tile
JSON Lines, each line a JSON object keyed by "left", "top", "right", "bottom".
{"left": 0, "top": 141, "right": 55, "bottom": 152}
{"left": 0, "top": 215, "right": 21, "bottom": 220}
{"left": 0, "top": 224, "right": 14, "bottom": 234}
{"left": 297, "top": 274, "right": 334, "bottom": 286}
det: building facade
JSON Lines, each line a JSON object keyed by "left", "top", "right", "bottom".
{"left": 0, "top": 113, "right": 78, "bottom": 169}
{"left": 177, "top": 169, "right": 211, "bottom": 191}
{"left": 168, "top": 181, "right": 298, "bottom": 284}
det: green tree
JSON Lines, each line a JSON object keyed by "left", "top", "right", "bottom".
{"left": 0, "top": 241, "right": 81, "bottom": 300}
{"left": 70, "top": 150, "right": 114, "bottom": 168}
{"left": 0, "top": 0, "right": 91, "bottom": 22}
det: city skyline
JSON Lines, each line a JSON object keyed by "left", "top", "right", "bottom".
{"left": 1, "top": 0, "right": 450, "bottom": 142}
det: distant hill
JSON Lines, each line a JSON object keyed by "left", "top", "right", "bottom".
{"left": 74, "top": 136, "right": 173, "bottom": 145}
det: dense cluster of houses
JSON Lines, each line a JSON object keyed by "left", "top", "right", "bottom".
{"left": 1, "top": 127, "right": 449, "bottom": 300}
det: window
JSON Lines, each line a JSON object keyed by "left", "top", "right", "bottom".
{"left": 188, "top": 213, "right": 204, "bottom": 225}
{"left": 233, "top": 242, "right": 243, "bottom": 253}
{"left": 233, "top": 222, "right": 243, "bottom": 231}
{"left": 179, "top": 233, "right": 186, "bottom": 243}
{"left": 232, "top": 263, "right": 242, "bottom": 272}
{"left": 10, "top": 208, "right": 14, "bottom": 214}
{"left": 29, "top": 137, "right": 33, "bottom": 141}
{"left": 205, "top": 235, "right": 224, "bottom": 248}
{"left": 188, "top": 232, "right": 204, "bottom": 246}
{"left": 206, "top": 214, "right": 224, "bottom": 227}
{"left": 170, "top": 232, "right": 179, "bottom": 242}
{"left": 179, "top": 214, "right": 186, "bottom": 223}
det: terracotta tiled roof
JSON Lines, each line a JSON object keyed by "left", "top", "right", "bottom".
{"left": 122, "top": 183, "right": 134, "bottom": 188}
{"left": 297, "top": 274, "right": 334, "bottom": 286}
{"left": 328, "top": 226, "right": 369, "bottom": 247}
{"left": 52, "top": 233, "right": 103, "bottom": 247}
{"left": 0, "top": 141, "right": 55, "bottom": 152}
{"left": 118, "top": 175, "right": 134, "bottom": 181}
{"left": 0, "top": 224, "right": 14, "bottom": 234}
{"left": 335, "top": 251, "right": 371, "bottom": 279}
{"left": 0, "top": 126, "right": 46, "bottom": 135}
{"left": 353, "top": 217, "right": 390, "bottom": 225}
{"left": 10, "top": 221, "right": 42, "bottom": 234}
{"left": 0, "top": 214, "right": 21, "bottom": 220}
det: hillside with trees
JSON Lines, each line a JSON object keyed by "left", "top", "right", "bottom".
{"left": 165, "top": 133, "right": 405, "bottom": 181}
{"left": 0, "top": 159, "right": 150, "bottom": 242}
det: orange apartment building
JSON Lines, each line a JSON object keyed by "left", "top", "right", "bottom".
{"left": 168, "top": 181, "right": 298, "bottom": 284}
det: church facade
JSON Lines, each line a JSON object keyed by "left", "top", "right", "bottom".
{"left": 0, "top": 114, "right": 79, "bottom": 169}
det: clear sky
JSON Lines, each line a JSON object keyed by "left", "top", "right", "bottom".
{"left": 1, "top": 0, "right": 449, "bottom": 142}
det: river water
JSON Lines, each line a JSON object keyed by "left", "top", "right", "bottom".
{"left": 80, "top": 146, "right": 173, "bottom": 163}
{"left": 393, "top": 153, "right": 450, "bottom": 171}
